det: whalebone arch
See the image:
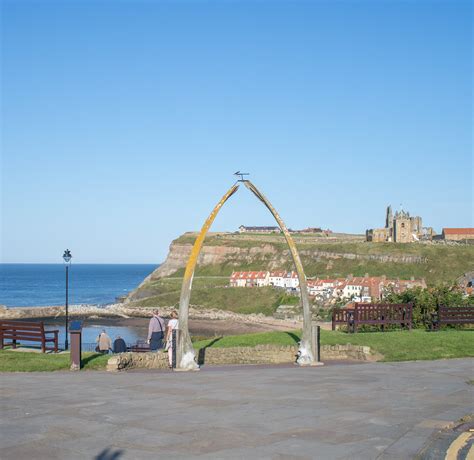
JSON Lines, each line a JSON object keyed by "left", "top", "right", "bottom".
{"left": 176, "top": 180, "right": 316, "bottom": 370}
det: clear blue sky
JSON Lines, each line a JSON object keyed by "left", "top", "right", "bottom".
{"left": 1, "top": 0, "right": 472, "bottom": 263}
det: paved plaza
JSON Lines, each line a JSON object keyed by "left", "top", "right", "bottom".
{"left": 0, "top": 359, "right": 473, "bottom": 459}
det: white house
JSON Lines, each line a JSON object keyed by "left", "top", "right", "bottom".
{"left": 229, "top": 271, "right": 247, "bottom": 287}
{"left": 269, "top": 270, "right": 286, "bottom": 288}
{"left": 283, "top": 271, "right": 299, "bottom": 290}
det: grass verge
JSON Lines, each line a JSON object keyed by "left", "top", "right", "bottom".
{"left": 1, "top": 329, "right": 472, "bottom": 371}
{"left": 193, "top": 329, "right": 474, "bottom": 362}
{"left": 0, "top": 350, "right": 110, "bottom": 372}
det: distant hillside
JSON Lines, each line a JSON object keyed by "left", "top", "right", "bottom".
{"left": 125, "top": 232, "right": 474, "bottom": 313}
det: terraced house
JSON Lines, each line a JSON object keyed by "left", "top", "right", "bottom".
{"left": 309, "top": 275, "right": 426, "bottom": 302}
{"left": 229, "top": 271, "right": 269, "bottom": 287}
{"left": 230, "top": 271, "right": 426, "bottom": 302}
{"left": 230, "top": 271, "right": 299, "bottom": 290}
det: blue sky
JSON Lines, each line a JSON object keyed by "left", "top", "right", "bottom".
{"left": 1, "top": 0, "right": 472, "bottom": 263}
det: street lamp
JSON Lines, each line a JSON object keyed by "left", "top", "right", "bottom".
{"left": 62, "top": 249, "right": 72, "bottom": 350}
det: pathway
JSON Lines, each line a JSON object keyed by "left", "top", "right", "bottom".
{"left": 0, "top": 359, "right": 473, "bottom": 459}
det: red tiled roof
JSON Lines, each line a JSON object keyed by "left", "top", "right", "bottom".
{"left": 443, "top": 228, "right": 474, "bottom": 235}
{"left": 231, "top": 271, "right": 268, "bottom": 280}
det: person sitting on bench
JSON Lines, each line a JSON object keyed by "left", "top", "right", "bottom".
{"left": 113, "top": 335, "right": 127, "bottom": 353}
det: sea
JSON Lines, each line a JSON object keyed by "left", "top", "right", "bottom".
{"left": 0, "top": 264, "right": 158, "bottom": 348}
{"left": 0, "top": 263, "right": 158, "bottom": 307}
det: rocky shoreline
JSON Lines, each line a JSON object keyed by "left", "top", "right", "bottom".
{"left": 0, "top": 304, "right": 303, "bottom": 332}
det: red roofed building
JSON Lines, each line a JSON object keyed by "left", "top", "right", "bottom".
{"left": 269, "top": 270, "right": 287, "bottom": 288}
{"left": 230, "top": 271, "right": 269, "bottom": 287}
{"left": 442, "top": 228, "right": 474, "bottom": 241}
{"left": 283, "top": 271, "right": 299, "bottom": 289}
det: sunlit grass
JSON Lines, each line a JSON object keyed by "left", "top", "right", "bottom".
{"left": 193, "top": 329, "right": 474, "bottom": 362}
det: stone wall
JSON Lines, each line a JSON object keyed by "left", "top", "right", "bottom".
{"left": 106, "top": 351, "right": 169, "bottom": 372}
{"left": 106, "top": 344, "right": 378, "bottom": 372}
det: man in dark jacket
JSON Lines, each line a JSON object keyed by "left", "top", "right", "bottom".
{"left": 147, "top": 309, "right": 165, "bottom": 351}
{"left": 113, "top": 336, "right": 127, "bottom": 353}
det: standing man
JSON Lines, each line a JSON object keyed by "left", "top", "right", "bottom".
{"left": 147, "top": 309, "right": 165, "bottom": 351}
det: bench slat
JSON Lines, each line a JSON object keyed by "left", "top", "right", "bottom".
{"left": 2, "top": 336, "right": 57, "bottom": 342}
{"left": 332, "top": 303, "right": 412, "bottom": 332}
{"left": 1, "top": 332, "right": 57, "bottom": 339}
{"left": 0, "top": 321, "right": 45, "bottom": 327}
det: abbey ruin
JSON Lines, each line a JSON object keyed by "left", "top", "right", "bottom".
{"left": 366, "top": 205, "right": 434, "bottom": 243}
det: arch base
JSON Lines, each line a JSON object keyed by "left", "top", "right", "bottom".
{"left": 176, "top": 329, "right": 200, "bottom": 371}
{"left": 296, "top": 343, "right": 317, "bottom": 366}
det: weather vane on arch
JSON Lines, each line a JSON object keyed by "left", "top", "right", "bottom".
{"left": 234, "top": 171, "right": 249, "bottom": 182}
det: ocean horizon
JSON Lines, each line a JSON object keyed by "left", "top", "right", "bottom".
{"left": 0, "top": 263, "right": 158, "bottom": 308}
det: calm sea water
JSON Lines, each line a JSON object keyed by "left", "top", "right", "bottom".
{"left": 49, "top": 324, "right": 146, "bottom": 351}
{"left": 0, "top": 264, "right": 158, "bottom": 307}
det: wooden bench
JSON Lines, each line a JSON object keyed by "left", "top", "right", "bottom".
{"left": 127, "top": 341, "right": 151, "bottom": 353}
{"left": 431, "top": 306, "right": 474, "bottom": 330}
{"left": 332, "top": 303, "right": 413, "bottom": 333}
{"left": 332, "top": 308, "right": 353, "bottom": 331}
{"left": 0, "top": 320, "right": 59, "bottom": 352}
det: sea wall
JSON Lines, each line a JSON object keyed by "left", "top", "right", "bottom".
{"left": 106, "top": 344, "right": 377, "bottom": 371}
{"left": 0, "top": 304, "right": 129, "bottom": 320}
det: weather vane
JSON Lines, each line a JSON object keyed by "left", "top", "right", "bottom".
{"left": 234, "top": 171, "right": 249, "bottom": 182}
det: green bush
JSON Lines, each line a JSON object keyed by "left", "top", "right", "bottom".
{"left": 385, "top": 285, "right": 474, "bottom": 328}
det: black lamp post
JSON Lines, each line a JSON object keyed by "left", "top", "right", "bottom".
{"left": 62, "top": 249, "right": 72, "bottom": 350}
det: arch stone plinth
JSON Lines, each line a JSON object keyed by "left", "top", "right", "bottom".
{"left": 176, "top": 180, "right": 317, "bottom": 370}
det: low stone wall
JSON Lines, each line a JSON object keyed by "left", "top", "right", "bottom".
{"left": 106, "top": 351, "right": 169, "bottom": 372}
{"left": 106, "top": 344, "right": 377, "bottom": 372}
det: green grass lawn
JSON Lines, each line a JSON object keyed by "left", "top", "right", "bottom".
{"left": 193, "top": 329, "right": 474, "bottom": 362}
{"left": 0, "top": 350, "right": 110, "bottom": 372}
{"left": 1, "top": 329, "right": 472, "bottom": 372}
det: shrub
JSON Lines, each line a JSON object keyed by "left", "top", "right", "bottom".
{"left": 384, "top": 285, "right": 474, "bottom": 327}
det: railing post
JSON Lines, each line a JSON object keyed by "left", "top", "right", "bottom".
{"left": 172, "top": 329, "right": 178, "bottom": 369}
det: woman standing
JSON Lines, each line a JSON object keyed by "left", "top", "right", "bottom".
{"left": 165, "top": 311, "right": 179, "bottom": 368}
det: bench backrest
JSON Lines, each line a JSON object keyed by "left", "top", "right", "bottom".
{"left": 332, "top": 308, "right": 351, "bottom": 324}
{"left": 354, "top": 303, "right": 412, "bottom": 323}
{"left": 438, "top": 306, "right": 474, "bottom": 322}
{"left": 0, "top": 321, "right": 45, "bottom": 334}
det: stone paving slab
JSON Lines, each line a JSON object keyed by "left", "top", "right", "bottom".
{"left": 0, "top": 359, "right": 472, "bottom": 459}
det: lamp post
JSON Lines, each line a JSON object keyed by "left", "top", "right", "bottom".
{"left": 62, "top": 249, "right": 72, "bottom": 350}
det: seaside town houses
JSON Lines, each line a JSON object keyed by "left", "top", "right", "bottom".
{"left": 229, "top": 271, "right": 426, "bottom": 302}
{"left": 230, "top": 270, "right": 298, "bottom": 289}
{"left": 229, "top": 271, "right": 269, "bottom": 287}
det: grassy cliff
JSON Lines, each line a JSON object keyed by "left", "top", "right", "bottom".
{"left": 127, "top": 232, "right": 474, "bottom": 313}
